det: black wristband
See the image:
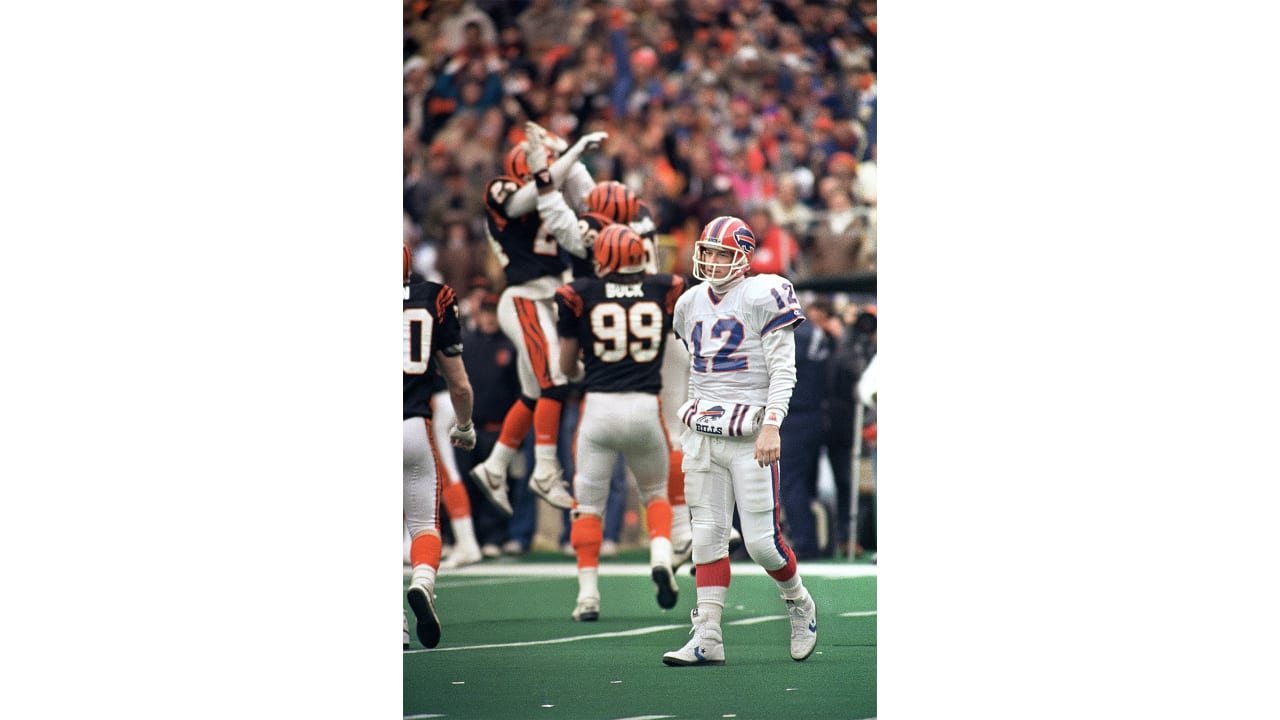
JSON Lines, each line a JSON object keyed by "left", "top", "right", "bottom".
{"left": 534, "top": 169, "right": 552, "bottom": 189}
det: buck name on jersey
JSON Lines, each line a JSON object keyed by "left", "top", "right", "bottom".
{"left": 483, "top": 175, "right": 567, "bottom": 286}
{"left": 403, "top": 279, "right": 464, "bottom": 420}
{"left": 672, "top": 274, "right": 804, "bottom": 408}
{"left": 556, "top": 273, "right": 686, "bottom": 395}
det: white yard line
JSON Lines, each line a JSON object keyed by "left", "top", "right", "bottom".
{"left": 840, "top": 610, "right": 878, "bottom": 617}
{"left": 405, "top": 623, "right": 686, "bottom": 654}
{"left": 420, "top": 562, "right": 877, "bottom": 580}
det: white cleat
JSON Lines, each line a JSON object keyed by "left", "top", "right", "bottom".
{"left": 441, "top": 541, "right": 483, "bottom": 570}
{"left": 572, "top": 596, "right": 600, "bottom": 622}
{"left": 651, "top": 564, "right": 679, "bottom": 610}
{"left": 528, "top": 463, "right": 574, "bottom": 510}
{"left": 407, "top": 583, "right": 441, "bottom": 649}
{"left": 786, "top": 594, "right": 818, "bottom": 661}
{"left": 469, "top": 464, "right": 514, "bottom": 516}
{"left": 662, "top": 608, "right": 725, "bottom": 666}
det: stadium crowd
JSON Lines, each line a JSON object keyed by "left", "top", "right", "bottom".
{"left": 403, "top": 0, "right": 877, "bottom": 564}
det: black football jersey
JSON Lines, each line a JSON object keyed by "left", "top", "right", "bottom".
{"left": 404, "top": 280, "right": 464, "bottom": 420}
{"left": 567, "top": 212, "right": 615, "bottom": 280}
{"left": 483, "top": 176, "right": 568, "bottom": 286}
{"left": 555, "top": 273, "right": 686, "bottom": 394}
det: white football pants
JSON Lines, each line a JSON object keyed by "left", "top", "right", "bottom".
{"left": 683, "top": 432, "right": 790, "bottom": 570}
{"left": 573, "top": 392, "right": 670, "bottom": 517}
{"left": 403, "top": 417, "right": 439, "bottom": 537}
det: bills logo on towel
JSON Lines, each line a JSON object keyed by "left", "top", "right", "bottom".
{"left": 680, "top": 399, "right": 764, "bottom": 438}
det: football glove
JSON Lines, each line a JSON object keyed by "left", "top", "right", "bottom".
{"left": 449, "top": 422, "right": 476, "bottom": 450}
{"left": 523, "top": 138, "right": 548, "bottom": 175}
{"left": 569, "top": 131, "right": 608, "bottom": 156}
{"left": 526, "top": 121, "right": 568, "bottom": 153}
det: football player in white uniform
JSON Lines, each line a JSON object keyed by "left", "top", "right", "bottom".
{"left": 662, "top": 216, "right": 818, "bottom": 666}
{"left": 468, "top": 123, "right": 606, "bottom": 514}
{"left": 404, "top": 244, "right": 476, "bottom": 649}
{"left": 556, "top": 224, "right": 687, "bottom": 621}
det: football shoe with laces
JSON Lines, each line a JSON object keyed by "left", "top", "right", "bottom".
{"left": 785, "top": 594, "right": 818, "bottom": 661}
{"left": 468, "top": 464, "right": 514, "bottom": 517}
{"left": 662, "top": 608, "right": 725, "bottom": 666}
{"left": 651, "top": 564, "right": 679, "bottom": 610}
{"left": 407, "top": 583, "right": 442, "bottom": 649}
{"left": 528, "top": 463, "right": 574, "bottom": 509}
{"left": 571, "top": 596, "right": 600, "bottom": 622}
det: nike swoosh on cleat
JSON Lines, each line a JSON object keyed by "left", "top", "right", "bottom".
{"left": 694, "top": 647, "right": 705, "bottom": 661}
{"left": 808, "top": 621, "right": 817, "bottom": 632}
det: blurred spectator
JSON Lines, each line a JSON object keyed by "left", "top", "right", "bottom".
{"left": 516, "top": 0, "right": 573, "bottom": 50}
{"left": 747, "top": 206, "right": 800, "bottom": 278}
{"left": 767, "top": 174, "right": 815, "bottom": 243}
{"left": 809, "top": 184, "right": 869, "bottom": 276}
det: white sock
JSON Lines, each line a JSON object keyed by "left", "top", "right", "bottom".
{"left": 411, "top": 565, "right": 438, "bottom": 594}
{"left": 696, "top": 585, "right": 727, "bottom": 626}
{"left": 649, "top": 536, "right": 672, "bottom": 568}
{"left": 451, "top": 517, "right": 479, "bottom": 550}
{"left": 485, "top": 443, "right": 517, "bottom": 474}
{"left": 776, "top": 573, "right": 806, "bottom": 602}
{"left": 533, "top": 444, "right": 559, "bottom": 468}
{"left": 577, "top": 567, "right": 599, "bottom": 600}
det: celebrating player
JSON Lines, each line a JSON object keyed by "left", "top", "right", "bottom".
{"left": 555, "top": 224, "right": 687, "bottom": 621}
{"left": 404, "top": 243, "right": 476, "bottom": 649}
{"left": 662, "top": 216, "right": 818, "bottom": 666}
{"left": 468, "top": 124, "right": 607, "bottom": 514}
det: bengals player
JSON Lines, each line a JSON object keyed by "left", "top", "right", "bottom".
{"left": 468, "top": 124, "right": 607, "bottom": 514}
{"left": 554, "top": 224, "right": 687, "bottom": 621}
{"left": 584, "top": 180, "right": 693, "bottom": 567}
{"left": 403, "top": 243, "right": 475, "bottom": 649}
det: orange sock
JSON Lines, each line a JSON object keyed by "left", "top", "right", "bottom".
{"left": 533, "top": 398, "right": 563, "bottom": 447}
{"left": 410, "top": 531, "right": 442, "bottom": 570}
{"left": 497, "top": 399, "right": 534, "bottom": 449}
{"left": 441, "top": 480, "right": 471, "bottom": 520}
{"left": 645, "top": 499, "right": 672, "bottom": 540}
{"left": 570, "top": 514, "right": 603, "bottom": 569}
{"left": 667, "top": 450, "right": 686, "bottom": 505}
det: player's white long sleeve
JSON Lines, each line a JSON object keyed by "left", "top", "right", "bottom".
{"left": 504, "top": 181, "right": 539, "bottom": 218}
{"left": 538, "top": 190, "right": 587, "bottom": 258}
{"left": 760, "top": 326, "right": 798, "bottom": 425}
{"left": 561, "top": 162, "right": 596, "bottom": 215}
{"left": 503, "top": 158, "right": 593, "bottom": 220}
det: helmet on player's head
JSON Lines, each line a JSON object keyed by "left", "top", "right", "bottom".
{"left": 403, "top": 242, "right": 411, "bottom": 285}
{"left": 693, "top": 216, "right": 755, "bottom": 290}
{"left": 585, "top": 181, "right": 640, "bottom": 224}
{"left": 577, "top": 211, "right": 613, "bottom": 251}
{"left": 593, "top": 224, "right": 648, "bottom": 277}
{"left": 505, "top": 142, "right": 554, "bottom": 185}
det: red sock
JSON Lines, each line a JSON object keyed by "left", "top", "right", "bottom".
{"left": 410, "top": 531, "right": 442, "bottom": 570}
{"left": 441, "top": 480, "right": 471, "bottom": 520}
{"left": 533, "top": 397, "right": 563, "bottom": 447}
{"left": 570, "top": 514, "right": 603, "bottom": 569}
{"left": 497, "top": 399, "right": 534, "bottom": 449}
{"left": 645, "top": 499, "right": 672, "bottom": 540}
{"left": 695, "top": 556, "right": 731, "bottom": 588}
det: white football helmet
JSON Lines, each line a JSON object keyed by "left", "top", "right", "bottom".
{"left": 692, "top": 215, "right": 756, "bottom": 290}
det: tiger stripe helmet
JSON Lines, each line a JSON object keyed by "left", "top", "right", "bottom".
{"left": 692, "top": 216, "right": 755, "bottom": 289}
{"left": 585, "top": 181, "right": 641, "bottom": 224}
{"left": 403, "top": 242, "right": 412, "bottom": 285}
{"left": 593, "top": 224, "right": 648, "bottom": 277}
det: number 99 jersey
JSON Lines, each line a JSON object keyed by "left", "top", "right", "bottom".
{"left": 404, "top": 279, "right": 464, "bottom": 420}
{"left": 555, "top": 273, "right": 686, "bottom": 395}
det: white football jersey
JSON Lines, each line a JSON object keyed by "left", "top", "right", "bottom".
{"left": 672, "top": 274, "right": 804, "bottom": 408}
